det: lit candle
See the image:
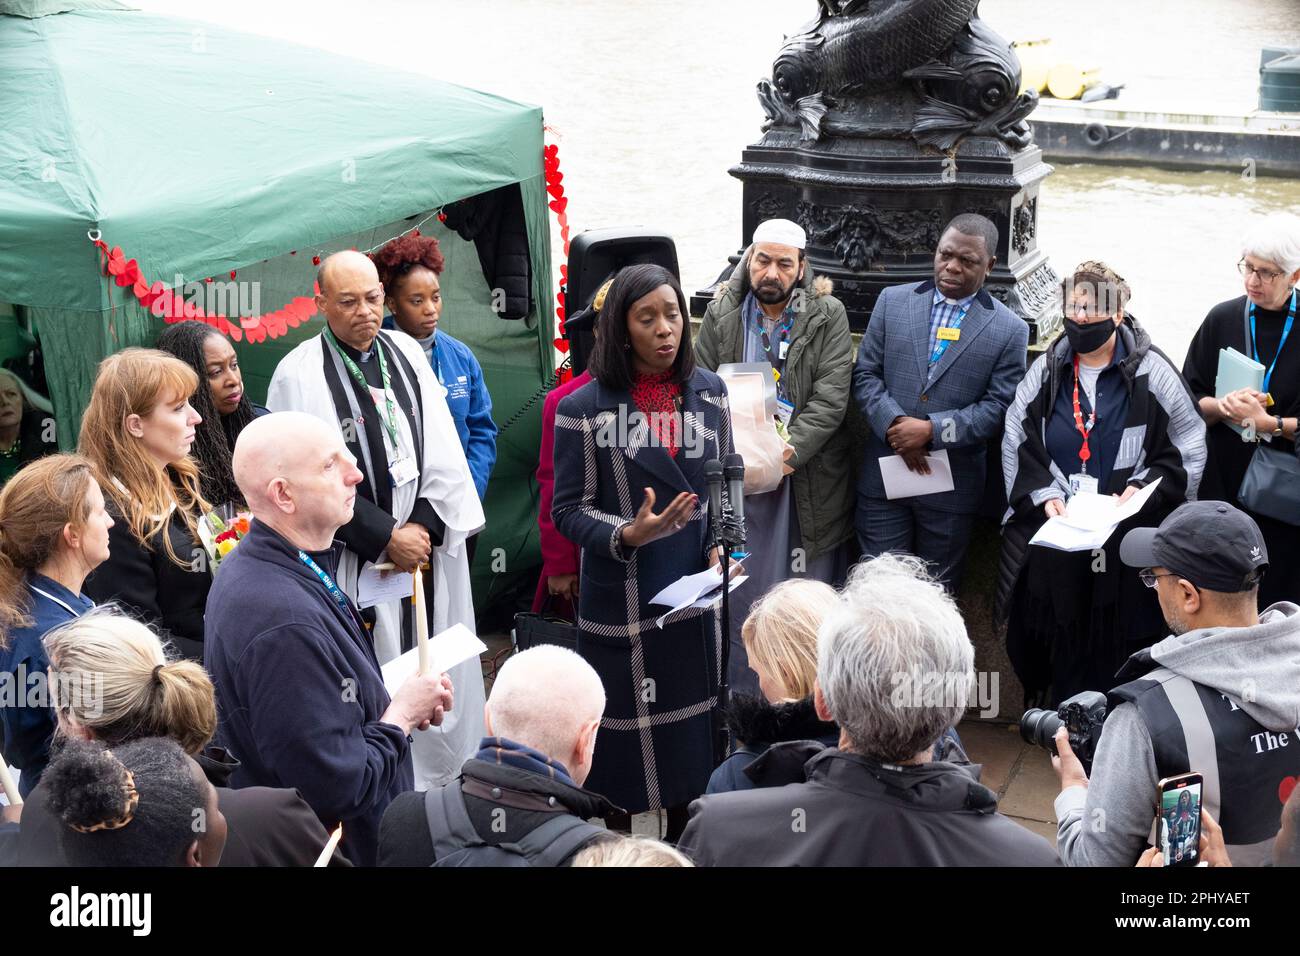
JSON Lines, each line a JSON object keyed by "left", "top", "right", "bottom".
{"left": 314, "top": 824, "right": 342, "bottom": 867}
{"left": 414, "top": 565, "right": 430, "bottom": 676}
{"left": 0, "top": 759, "right": 22, "bottom": 807}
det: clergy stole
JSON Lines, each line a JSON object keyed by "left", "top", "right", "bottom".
{"left": 320, "top": 331, "right": 435, "bottom": 660}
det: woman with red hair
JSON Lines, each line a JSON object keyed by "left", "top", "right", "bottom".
{"left": 373, "top": 234, "right": 497, "bottom": 503}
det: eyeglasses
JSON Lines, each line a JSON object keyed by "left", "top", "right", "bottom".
{"left": 1139, "top": 569, "right": 1181, "bottom": 589}
{"left": 1064, "top": 304, "right": 1107, "bottom": 321}
{"left": 1239, "top": 260, "right": 1286, "bottom": 283}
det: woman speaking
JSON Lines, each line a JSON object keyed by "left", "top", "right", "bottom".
{"left": 552, "top": 264, "right": 733, "bottom": 842}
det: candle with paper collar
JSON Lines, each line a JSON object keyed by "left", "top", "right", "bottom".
{"left": 415, "top": 566, "right": 430, "bottom": 676}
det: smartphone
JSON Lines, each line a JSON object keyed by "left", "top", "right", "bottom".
{"left": 1156, "top": 772, "right": 1203, "bottom": 867}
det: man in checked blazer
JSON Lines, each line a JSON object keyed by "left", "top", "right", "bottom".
{"left": 852, "top": 213, "right": 1029, "bottom": 591}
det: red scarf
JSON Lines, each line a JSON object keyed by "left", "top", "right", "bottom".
{"left": 630, "top": 370, "right": 682, "bottom": 458}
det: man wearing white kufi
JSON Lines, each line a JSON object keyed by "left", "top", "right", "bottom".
{"left": 268, "top": 250, "right": 487, "bottom": 790}
{"left": 694, "top": 217, "right": 855, "bottom": 697}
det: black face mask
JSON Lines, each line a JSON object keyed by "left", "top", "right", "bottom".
{"left": 1064, "top": 317, "right": 1116, "bottom": 355}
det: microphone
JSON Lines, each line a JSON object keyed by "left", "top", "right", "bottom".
{"left": 704, "top": 459, "right": 724, "bottom": 534}
{"left": 724, "top": 453, "right": 746, "bottom": 546}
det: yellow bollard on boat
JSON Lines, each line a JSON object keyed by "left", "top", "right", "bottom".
{"left": 1046, "top": 61, "right": 1103, "bottom": 100}
{"left": 1013, "top": 38, "right": 1053, "bottom": 96}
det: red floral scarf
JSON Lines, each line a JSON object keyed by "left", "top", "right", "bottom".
{"left": 630, "top": 369, "right": 682, "bottom": 457}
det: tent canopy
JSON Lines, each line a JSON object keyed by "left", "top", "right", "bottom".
{"left": 0, "top": 1, "right": 556, "bottom": 611}
{"left": 0, "top": 1, "right": 544, "bottom": 311}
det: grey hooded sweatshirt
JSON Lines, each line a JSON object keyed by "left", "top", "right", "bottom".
{"left": 1056, "top": 602, "right": 1300, "bottom": 867}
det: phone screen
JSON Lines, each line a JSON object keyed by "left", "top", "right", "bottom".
{"left": 1160, "top": 780, "right": 1203, "bottom": 867}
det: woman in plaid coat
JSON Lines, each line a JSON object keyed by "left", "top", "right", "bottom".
{"left": 552, "top": 264, "right": 733, "bottom": 841}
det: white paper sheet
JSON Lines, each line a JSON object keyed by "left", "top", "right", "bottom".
{"left": 650, "top": 566, "right": 727, "bottom": 608}
{"left": 1028, "top": 520, "right": 1112, "bottom": 552}
{"left": 381, "top": 622, "right": 487, "bottom": 690}
{"left": 357, "top": 561, "right": 414, "bottom": 609}
{"left": 654, "top": 575, "right": 749, "bottom": 628}
{"left": 878, "top": 450, "right": 956, "bottom": 499}
{"left": 649, "top": 564, "right": 748, "bottom": 628}
{"left": 1030, "top": 478, "right": 1163, "bottom": 552}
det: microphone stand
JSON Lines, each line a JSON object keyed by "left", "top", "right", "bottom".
{"left": 710, "top": 500, "right": 745, "bottom": 767}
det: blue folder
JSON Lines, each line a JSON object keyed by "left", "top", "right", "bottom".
{"left": 1215, "top": 347, "right": 1265, "bottom": 437}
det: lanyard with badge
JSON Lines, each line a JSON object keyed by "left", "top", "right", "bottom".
{"left": 1249, "top": 287, "right": 1297, "bottom": 403}
{"left": 929, "top": 302, "right": 970, "bottom": 367}
{"left": 1068, "top": 354, "right": 1099, "bottom": 495}
{"left": 324, "top": 327, "right": 418, "bottom": 488}
{"left": 298, "top": 549, "right": 363, "bottom": 631}
{"left": 754, "top": 306, "right": 796, "bottom": 425}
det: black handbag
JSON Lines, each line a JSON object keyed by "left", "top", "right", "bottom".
{"left": 1238, "top": 441, "right": 1300, "bottom": 526}
{"left": 512, "top": 596, "right": 579, "bottom": 652}
{"left": 1236, "top": 299, "right": 1300, "bottom": 525}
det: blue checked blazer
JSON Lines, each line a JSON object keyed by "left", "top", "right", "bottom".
{"left": 852, "top": 279, "right": 1029, "bottom": 514}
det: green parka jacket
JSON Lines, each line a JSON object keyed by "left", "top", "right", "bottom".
{"left": 695, "top": 247, "right": 855, "bottom": 561}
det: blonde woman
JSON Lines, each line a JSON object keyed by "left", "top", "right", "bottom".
{"left": 570, "top": 833, "right": 694, "bottom": 867}
{"left": 78, "top": 348, "right": 210, "bottom": 660}
{"left": 15, "top": 609, "right": 347, "bottom": 867}
{"left": 705, "top": 579, "right": 841, "bottom": 795}
{"left": 0, "top": 455, "right": 113, "bottom": 797}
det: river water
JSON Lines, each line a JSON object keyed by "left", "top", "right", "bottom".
{"left": 141, "top": 0, "right": 1300, "bottom": 364}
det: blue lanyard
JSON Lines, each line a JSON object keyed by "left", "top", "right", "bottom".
{"left": 298, "top": 549, "right": 359, "bottom": 628}
{"left": 929, "top": 303, "right": 971, "bottom": 366}
{"left": 1250, "top": 288, "right": 1297, "bottom": 396}
{"left": 431, "top": 340, "right": 444, "bottom": 386}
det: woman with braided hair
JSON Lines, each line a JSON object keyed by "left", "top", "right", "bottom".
{"left": 43, "top": 737, "right": 225, "bottom": 867}
{"left": 156, "top": 320, "right": 268, "bottom": 509}
{"left": 998, "top": 261, "right": 1206, "bottom": 705}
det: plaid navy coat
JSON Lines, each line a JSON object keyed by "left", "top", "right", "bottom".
{"left": 552, "top": 368, "right": 733, "bottom": 812}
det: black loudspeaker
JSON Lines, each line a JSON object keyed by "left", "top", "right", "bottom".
{"left": 563, "top": 228, "right": 679, "bottom": 376}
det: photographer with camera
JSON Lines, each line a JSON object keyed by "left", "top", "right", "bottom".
{"left": 1050, "top": 501, "right": 1300, "bottom": 867}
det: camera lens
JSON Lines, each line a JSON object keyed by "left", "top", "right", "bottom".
{"left": 1019, "top": 708, "right": 1065, "bottom": 752}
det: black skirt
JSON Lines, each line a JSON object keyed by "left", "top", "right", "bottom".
{"left": 1007, "top": 532, "right": 1167, "bottom": 708}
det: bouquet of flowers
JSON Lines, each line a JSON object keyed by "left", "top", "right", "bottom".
{"left": 198, "top": 509, "right": 252, "bottom": 573}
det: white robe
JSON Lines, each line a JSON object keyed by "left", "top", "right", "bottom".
{"left": 267, "top": 330, "right": 487, "bottom": 790}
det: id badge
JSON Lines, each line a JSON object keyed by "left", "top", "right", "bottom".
{"left": 1069, "top": 473, "right": 1098, "bottom": 496}
{"left": 776, "top": 397, "right": 795, "bottom": 427}
{"left": 389, "top": 455, "right": 419, "bottom": 488}
{"left": 778, "top": 340, "right": 790, "bottom": 360}
{"left": 936, "top": 326, "right": 961, "bottom": 342}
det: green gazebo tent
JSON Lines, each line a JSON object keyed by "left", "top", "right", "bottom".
{"left": 0, "top": 0, "right": 556, "bottom": 610}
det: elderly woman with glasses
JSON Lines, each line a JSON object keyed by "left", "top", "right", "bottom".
{"left": 1183, "top": 214, "right": 1300, "bottom": 607}
{"left": 0, "top": 369, "right": 58, "bottom": 488}
{"left": 998, "top": 262, "right": 1206, "bottom": 707}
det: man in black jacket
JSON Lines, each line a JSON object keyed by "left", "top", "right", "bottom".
{"left": 678, "top": 553, "right": 1059, "bottom": 867}
{"left": 378, "top": 644, "right": 616, "bottom": 866}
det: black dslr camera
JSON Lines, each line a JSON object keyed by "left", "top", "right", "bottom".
{"left": 1020, "top": 691, "right": 1108, "bottom": 774}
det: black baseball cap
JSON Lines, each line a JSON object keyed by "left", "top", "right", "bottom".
{"left": 1120, "top": 501, "right": 1269, "bottom": 593}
